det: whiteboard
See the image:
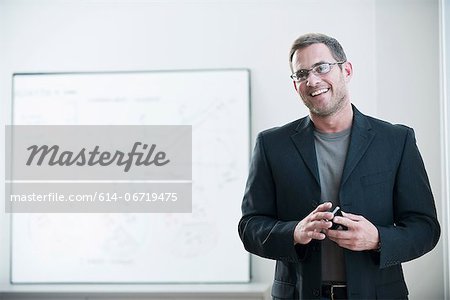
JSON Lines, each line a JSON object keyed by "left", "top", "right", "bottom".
{"left": 11, "top": 70, "right": 250, "bottom": 283}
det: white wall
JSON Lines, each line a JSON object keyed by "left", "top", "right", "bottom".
{"left": 375, "top": 1, "right": 444, "bottom": 299}
{"left": 0, "top": 0, "right": 444, "bottom": 298}
{"left": 441, "top": 0, "right": 450, "bottom": 298}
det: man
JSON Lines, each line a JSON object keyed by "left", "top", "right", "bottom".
{"left": 238, "top": 33, "right": 440, "bottom": 300}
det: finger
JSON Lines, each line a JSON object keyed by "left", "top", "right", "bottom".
{"left": 316, "top": 220, "right": 333, "bottom": 230}
{"left": 307, "top": 230, "right": 326, "bottom": 240}
{"left": 310, "top": 202, "right": 333, "bottom": 220}
{"left": 312, "top": 211, "right": 334, "bottom": 221}
{"left": 304, "top": 220, "right": 332, "bottom": 231}
{"left": 313, "top": 202, "right": 332, "bottom": 213}
{"left": 333, "top": 216, "right": 354, "bottom": 229}
{"left": 341, "top": 211, "right": 364, "bottom": 221}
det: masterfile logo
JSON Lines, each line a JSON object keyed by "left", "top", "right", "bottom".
{"left": 6, "top": 125, "right": 191, "bottom": 180}
{"left": 26, "top": 142, "right": 170, "bottom": 172}
{"left": 5, "top": 125, "right": 192, "bottom": 213}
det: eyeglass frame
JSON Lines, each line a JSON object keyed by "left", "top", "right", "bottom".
{"left": 290, "top": 61, "right": 346, "bottom": 82}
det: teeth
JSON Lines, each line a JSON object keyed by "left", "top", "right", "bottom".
{"left": 311, "top": 88, "right": 329, "bottom": 97}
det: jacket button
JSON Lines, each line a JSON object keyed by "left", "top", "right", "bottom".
{"left": 312, "top": 288, "right": 320, "bottom": 296}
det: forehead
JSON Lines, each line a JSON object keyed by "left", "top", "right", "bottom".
{"left": 291, "top": 43, "right": 335, "bottom": 71}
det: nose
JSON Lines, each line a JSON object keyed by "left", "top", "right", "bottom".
{"left": 306, "top": 72, "right": 321, "bottom": 87}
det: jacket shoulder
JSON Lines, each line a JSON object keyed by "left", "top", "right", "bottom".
{"left": 364, "top": 114, "right": 412, "bottom": 136}
{"left": 258, "top": 117, "right": 307, "bottom": 140}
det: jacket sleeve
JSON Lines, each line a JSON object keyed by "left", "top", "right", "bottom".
{"left": 376, "top": 127, "right": 440, "bottom": 268}
{"left": 238, "top": 132, "right": 309, "bottom": 262}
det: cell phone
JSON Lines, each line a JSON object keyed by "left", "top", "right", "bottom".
{"left": 329, "top": 206, "right": 348, "bottom": 230}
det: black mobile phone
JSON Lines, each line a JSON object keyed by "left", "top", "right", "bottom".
{"left": 329, "top": 206, "right": 347, "bottom": 230}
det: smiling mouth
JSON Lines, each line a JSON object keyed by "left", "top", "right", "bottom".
{"left": 310, "top": 88, "right": 329, "bottom": 97}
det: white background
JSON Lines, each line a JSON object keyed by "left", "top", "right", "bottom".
{"left": 0, "top": 0, "right": 446, "bottom": 299}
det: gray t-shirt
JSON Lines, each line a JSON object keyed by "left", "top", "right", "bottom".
{"left": 314, "top": 128, "right": 351, "bottom": 283}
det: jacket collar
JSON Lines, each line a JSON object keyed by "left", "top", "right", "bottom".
{"left": 290, "top": 105, "right": 375, "bottom": 187}
{"left": 341, "top": 106, "right": 375, "bottom": 186}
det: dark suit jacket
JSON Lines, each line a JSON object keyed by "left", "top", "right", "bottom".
{"left": 238, "top": 106, "right": 440, "bottom": 300}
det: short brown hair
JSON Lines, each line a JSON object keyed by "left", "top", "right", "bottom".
{"left": 289, "top": 33, "right": 347, "bottom": 71}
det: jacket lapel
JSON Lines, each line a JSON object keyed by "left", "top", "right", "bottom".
{"left": 340, "top": 107, "right": 376, "bottom": 187}
{"left": 290, "top": 117, "right": 320, "bottom": 185}
{"left": 289, "top": 107, "right": 375, "bottom": 189}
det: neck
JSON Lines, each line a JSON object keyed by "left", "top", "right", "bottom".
{"left": 310, "top": 103, "right": 353, "bottom": 133}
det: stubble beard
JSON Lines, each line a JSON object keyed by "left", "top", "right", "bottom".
{"left": 301, "top": 78, "right": 348, "bottom": 118}
{"left": 303, "top": 93, "right": 347, "bottom": 118}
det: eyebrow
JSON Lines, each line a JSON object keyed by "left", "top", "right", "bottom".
{"left": 297, "top": 61, "right": 328, "bottom": 71}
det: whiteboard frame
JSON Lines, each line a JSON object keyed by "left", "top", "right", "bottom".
{"left": 9, "top": 68, "right": 252, "bottom": 285}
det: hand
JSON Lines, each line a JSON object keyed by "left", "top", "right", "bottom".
{"left": 294, "top": 202, "right": 334, "bottom": 245}
{"left": 326, "top": 211, "right": 380, "bottom": 251}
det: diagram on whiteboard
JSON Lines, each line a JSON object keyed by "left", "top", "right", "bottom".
{"left": 11, "top": 70, "right": 250, "bottom": 283}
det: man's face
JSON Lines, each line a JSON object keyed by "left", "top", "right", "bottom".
{"left": 291, "top": 43, "right": 352, "bottom": 117}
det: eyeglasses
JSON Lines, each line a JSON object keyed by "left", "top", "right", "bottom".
{"left": 290, "top": 61, "right": 346, "bottom": 82}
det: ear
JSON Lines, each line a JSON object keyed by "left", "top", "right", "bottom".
{"left": 343, "top": 61, "right": 353, "bottom": 82}
{"left": 293, "top": 80, "right": 298, "bottom": 92}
